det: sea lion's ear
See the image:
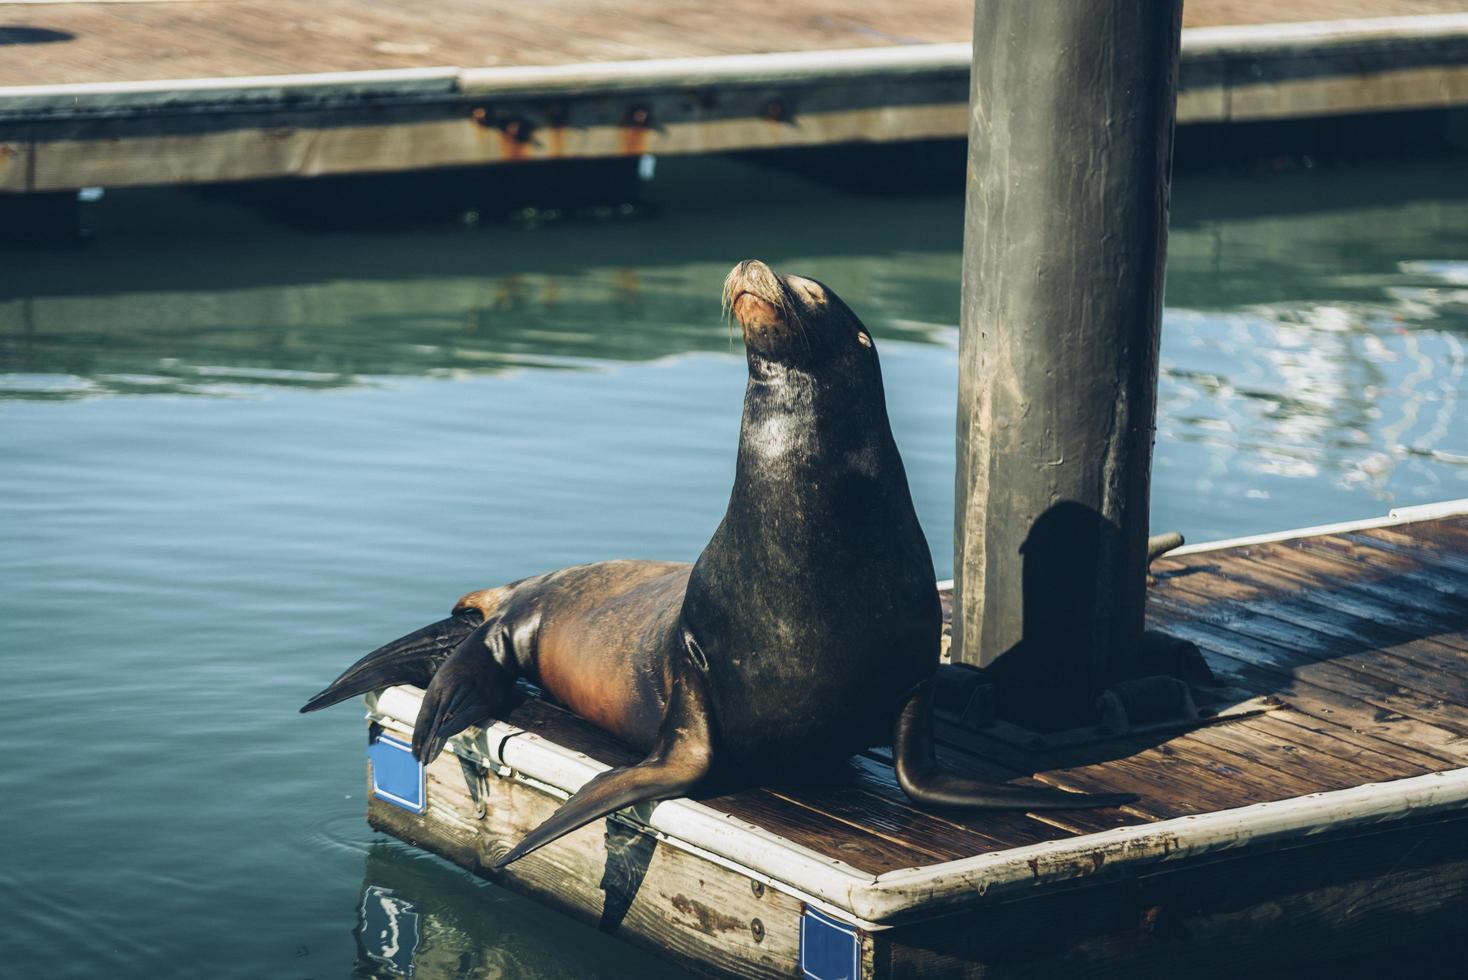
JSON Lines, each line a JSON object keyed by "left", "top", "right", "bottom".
{"left": 856, "top": 331, "right": 873, "bottom": 348}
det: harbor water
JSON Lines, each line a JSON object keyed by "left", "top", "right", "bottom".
{"left": 2, "top": 155, "right": 1465, "bottom": 978}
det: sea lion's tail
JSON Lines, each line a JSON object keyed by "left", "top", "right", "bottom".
{"left": 299, "top": 611, "right": 483, "bottom": 713}
{"left": 893, "top": 679, "right": 1139, "bottom": 812}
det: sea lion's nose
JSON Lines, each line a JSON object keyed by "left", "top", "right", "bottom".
{"left": 726, "top": 259, "right": 774, "bottom": 295}
{"left": 733, "top": 292, "right": 781, "bottom": 329}
{"left": 724, "top": 259, "right": 784, "bottom": 331}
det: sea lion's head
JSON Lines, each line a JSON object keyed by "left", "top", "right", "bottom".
{"left": 723, "top": 259, "right": 877, "bottom": 373}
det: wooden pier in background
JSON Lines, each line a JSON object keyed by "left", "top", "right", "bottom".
{"left": 360, "top": 503, "right": 1468, "bottom": 979}
{"left": 3, "top": 3, "right": 1468, "bottom": 193}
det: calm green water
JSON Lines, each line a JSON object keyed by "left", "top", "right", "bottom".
{"left": 2, "top": 156, "right": 1466, "bottom": 979}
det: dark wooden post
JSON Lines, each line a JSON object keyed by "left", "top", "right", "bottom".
{"left": 952, "top": 1, "right": 1183, "bottom": 728}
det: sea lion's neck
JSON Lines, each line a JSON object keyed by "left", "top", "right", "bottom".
{"left": 727, "top": 359, "right": 899, "bottom": 535}
{"left": 739, "top": 365, "right": 871, "bottom": 466}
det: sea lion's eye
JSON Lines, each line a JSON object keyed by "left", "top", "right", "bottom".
{"left": 856, "top": 332, "right": 873, "bottom": 348}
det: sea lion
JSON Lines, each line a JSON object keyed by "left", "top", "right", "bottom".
{"left": 302, "top": 259, "right": 1134, "bottom": 868}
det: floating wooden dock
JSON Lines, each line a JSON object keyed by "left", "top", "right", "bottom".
{"left": 358, "top": 501, "right": 1468, "bottom": 979}
{"left": 2, "top": 5, "right": 1468, "bottom": 192}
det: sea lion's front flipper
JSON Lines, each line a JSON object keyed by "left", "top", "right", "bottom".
{"left": 893, "top": 679, "right": 1137, "bottom": 811}
{"left": 412, "top": 622, "right": 518, "bottom": 764}
{"left": 299, "top": 611, "right": 484, "bottom": 714}
{"left": 491, "top": 659, "right": 715, "bottom": 869}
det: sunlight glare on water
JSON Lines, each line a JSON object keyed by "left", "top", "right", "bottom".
{"left": 1, "top": 156, "right": 1465, "bottom": 979}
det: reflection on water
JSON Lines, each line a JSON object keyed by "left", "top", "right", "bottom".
{"left": 352, "top": 845, "right": 687, "bottom": 980}
{"left": 1, "top": 155, "right": 1466, "bottom": 980}
{"left": 0, "top": 161, "right": 959, "bottom": 400}
{"left": 358, "top": 886, "right": 419, "bottom": 977}
{"left": 1159, "top": 164, "right": 1468, "bottom": 532}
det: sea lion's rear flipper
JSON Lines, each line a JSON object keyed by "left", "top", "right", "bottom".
{"left": 299, "top": 611, "right": 484, "bottom": 714}
{"left": 893, "top": 679, "right": 1138, "bottom": 811}
{"left": 412, "top": 622, "right": 518, "bottom": 764}
{"left": 491, "top": 659, "right": 715, "bottom": 869}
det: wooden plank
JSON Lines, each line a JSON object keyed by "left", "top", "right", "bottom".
{"left": 1237, "top": 711, "right": 1434, "bottom": 779}
{"left": 1182, "top": 716, "right": 1409, "bottom": 788}
{"left": 5, "top": 1, "right": 1466, "bottom": 88}
{"left": 1148, "top": 591, "right": 1468, "bottom": 737}
{"left": 1148, "top": 612, "right": 1468, "bottom": 763}
{"left": 508, "top": 686, "right": 1089, "bottom": 865}
{"left": 1182, "top": 552, "right": 1468, "bottom": 687}
{"left": 369, "top": 741, "right": 807, "bottom": 980}
{"left": 1421, "top": 514, "right": 1468, "bottom": 545}
{"left": 5, "top": 98, "right": 972, "bottom": 192}
{"left": 762, "top": 780, "right": 1018, "bottom": 863}
{"left": 1352, "top": 523, "right": 1468, "bottom": 576}
{"left": 1149, "top": 578, "right": 1468, "bottom": 728}
{"left": 1252, "top": 705, "right": 1454, "bottom": 772}
{"left": 1174, "top": 624, "right": 1468, "bottom": 762}
{"left": 1227, "top": 537, "right": 1468, "bottom": 619}
{"left": 501, "top": 697, "right": 941, "bottom": 874}
{"left": 926, "top": 672, "right": 1367, "bottom": 817}
{"left": 703, "top": 789, "right": 938, "bottom": 875}
{"left": 878, "top": 813, "right": 1468, "bottom": 979}
{"left": 1212, "top": 547, "right": 1468, "bottom": 653}
{"left": 6, "top": 7, "right": 1468, "bottom": 190}
{"left": 1224, "top": 63, "right": 1468, "bottom": 120}
{"left": 844, "top": 753, "right": 1084, "bottom": 850}
{"left": 932, "top": 723, "right": 1298, "bottom": 820}
{"left": 1099, "top": 732, "right": 1338, "bottom": 806}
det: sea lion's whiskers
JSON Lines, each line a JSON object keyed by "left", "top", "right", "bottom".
{"left": 721, "top": 265, "right": 745, "bottom": 349}
{"left": 776, "top": 288, "right": 811, "bottom": 353}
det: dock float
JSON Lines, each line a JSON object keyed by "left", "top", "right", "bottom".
{"left": 3, "top": 8, "right": 1468, "bottom": 192}
{"left": 359, "top": 502, "right": 1468, "bottom": 979}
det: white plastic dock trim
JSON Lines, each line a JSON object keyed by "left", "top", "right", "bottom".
{"left": 366, "top": 687, "right": 886, "bottom": 930}
{"left": 1183, "top": 13, "right": 1468, "bottom": 54}
{"left": 1166, "top": 497, "right": 1468, "bottom": 557}
{"left": 855, "top": 767, "right": 1468, "bottom": 923}
{"left": 458, "top": 44, "right": 970, "bottom": 96}
{"left": 933, "top": 497, "right": 1468, "bottom": 590}
{"left": 0, "top": 68, "right": 461, "bottom": 115}
{"left": 367, "top": 683, "right": 1468, "bottom": 926}
{"left": 460, "top": 13, "right": 1468, "bottom": 94}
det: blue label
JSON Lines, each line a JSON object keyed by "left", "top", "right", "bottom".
{"left": 368, "top": 733, "right": 426, "bottom": 814}
{"left": 801, "top": 907, "right": 860, "bottom": 980}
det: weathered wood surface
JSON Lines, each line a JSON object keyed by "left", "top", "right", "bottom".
{"left": 362, "top": 514, "right": 1468, "bottom": 977}
{"left": 4, "top": 4, "right": 1468, "bottom": 191}
{"left": 368, "top": 731, "right": 808, "bottom": 979}
{"left": 877, "top": 814, "right": 1468, "bottom": 979}
{"left": 4, "top": 1, "right": 1463, "bottom": 87}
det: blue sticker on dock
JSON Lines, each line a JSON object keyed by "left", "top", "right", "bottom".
{"left": 801, "top": 907, "right": 860, "bottom": 980}
{"left": 368, "top": 732, "right": 425, "bottom": 814}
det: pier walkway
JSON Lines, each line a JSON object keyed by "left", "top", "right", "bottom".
{"left": 364, "top": 503, "right": 1468, "bottom": 978}
{"left": 3, "top": 2, "right": 1468, "bottom": 192}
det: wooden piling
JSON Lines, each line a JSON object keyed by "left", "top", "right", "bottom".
{"left": 952, "top": 2, "right": 1184, "bottom": 728}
